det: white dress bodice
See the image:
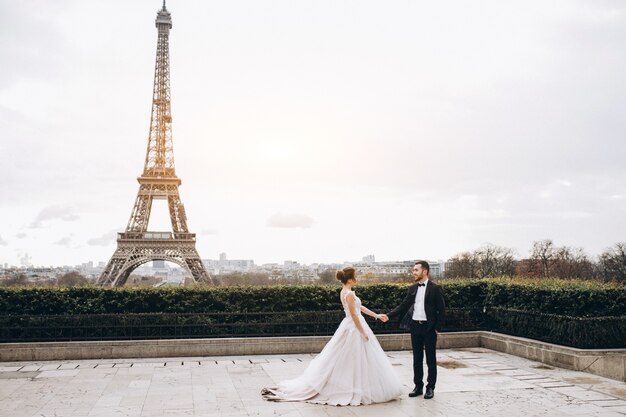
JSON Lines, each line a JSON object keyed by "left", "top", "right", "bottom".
{"left": 340, "top": 290, "right": 362, "bottom": 319}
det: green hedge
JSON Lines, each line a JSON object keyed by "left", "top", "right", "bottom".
{"left": 482, "top": 278, "right": 626, "bottom": 317}
{"left": 0, "top": 278, "right": 623, "bottom": 317}
{"left": 486, "top": 307, "right": 626, "bottom": 349}
{"left": 1, "top": 279, "right": 624, "bottom": 348}
{"left": 0, "top": 308, "right": 484, "bottom": 343}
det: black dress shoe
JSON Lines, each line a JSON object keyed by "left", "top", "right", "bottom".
{"left": 408, "top": 386, "right": 423, "bottom": 397}
{"left": 424, "top": 387, "right": 434, "bottom": 399}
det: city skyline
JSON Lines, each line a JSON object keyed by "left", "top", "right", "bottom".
{"left": 1, "top": 1, "right": 625, "bottom": 268}
{"left": 1, "top": 253, "right": 426, "bottom": 270}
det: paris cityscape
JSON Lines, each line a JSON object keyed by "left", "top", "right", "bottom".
{"left": 1, "top": 0, "right": 625, "bottom": 288}
{"left": 2, "top": 238, "right": 625, "bottom": 286}
{"left": 2, "top": 1, "right": 624, "bottom": 286}
{"left": 1, "top": 2, "right": 625, "bottom": 417}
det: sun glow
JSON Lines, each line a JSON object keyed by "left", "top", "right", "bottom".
{"left": 254, "top": 141, "right": 294, "bottom": 163}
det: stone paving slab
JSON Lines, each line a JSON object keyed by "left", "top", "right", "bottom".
{"left": 0, "top": 348, "right": 625, "bottom": 417}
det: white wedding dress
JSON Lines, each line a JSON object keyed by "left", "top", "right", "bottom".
{"left": 262, "top": 291, "right": 402, "bottom": 405}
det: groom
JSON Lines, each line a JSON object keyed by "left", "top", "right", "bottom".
{"left": 380, "top": 261, "right": 445, "bottom": 399}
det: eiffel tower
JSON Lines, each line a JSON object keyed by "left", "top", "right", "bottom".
{"left": 98, "top": 1, "right": 214, "bottom": 286}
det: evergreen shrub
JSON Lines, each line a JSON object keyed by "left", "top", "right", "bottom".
{"left": 0, "top": 278, "right": 624, "bottom": 348}
{"left": 0, "top": 278, "right": 623, "bottom": 316}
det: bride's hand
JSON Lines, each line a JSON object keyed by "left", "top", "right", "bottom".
{"left": 361, "top": 332, "right": 369, "bottom": 342}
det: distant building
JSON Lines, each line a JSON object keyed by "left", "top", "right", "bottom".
{"left": 428, "top": 260, "right": 446, "bottom": 278}
{"left": 203, "top": 253, "right": 255, "bottom": 275}
{"left": 362, "top": 255, "right": 375, "bottom": 264}
{"left": 353, "top": 260, "right": 414, "bottom": 276}
{"left": 2, "top": 256, "right": 450, "bottom": 284}
{"left": 343, "top": 257, "right": 447, "bottom": 279}
{"left": 284, "top": 260, "right": 299, "bottom": 269}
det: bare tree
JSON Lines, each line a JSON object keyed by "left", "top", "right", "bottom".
{"left": 446, "top": 245, "right": 515, "bottom": 278}
{"left": 525, "top": 240, "right": 596, "bottom": 279}
{"left": 598, "top": 242, "right": 626, "bottom": 283}
{"left": 380, "top": 273, "right": 413, "bottom": 283}
{"left": 551, "top": 246, "right": 595, "bottom": 279}
{"left": 474, "top": 244, "right": 516, "bottom": 278}
{"left": 360, "top": 271, "right": 379, "bottom": 283}
{"left": 0, "top": 273, "right": 29, "bottom": 287}
{"left": 317, "top": 269, "right": 336, "bottom": 284}
{"left": 56, "top": 271, "right": 89, "bottom": 287}
{"left": 531, "top": 239, "right": 555, "bottom": 277}
{"left": 515, "top": 259, "right": 541, "bottom": 277}
{"left": 446, "top": 252, "right": 476, "bottom": 278}
{"left": 219, "top": 272, "right": 271, "bottom": 286}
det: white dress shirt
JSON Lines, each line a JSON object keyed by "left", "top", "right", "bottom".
{"left": 412, "top": 279, "right": 428, "bottom": 321}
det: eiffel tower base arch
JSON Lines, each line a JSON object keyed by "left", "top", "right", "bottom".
{"left": 98, "top": 233, "right": 214, "bottom": 286}
{"left": 98, "top": 4, "right": 214, "bottom": 287}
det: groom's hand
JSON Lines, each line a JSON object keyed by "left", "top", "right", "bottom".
{"left": 379, "top": 314, "right": 389, "bottom": 323}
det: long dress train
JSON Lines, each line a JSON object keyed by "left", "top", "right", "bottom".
{"left": 262, "top": 291, "right": 402, "bottom": 405}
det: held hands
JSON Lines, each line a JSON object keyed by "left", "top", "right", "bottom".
{"left": 377, "top": 314, "right": 389, "bottom": 323}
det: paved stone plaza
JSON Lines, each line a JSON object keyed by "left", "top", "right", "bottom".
{"left": 1, "top": 347, "right": 625, "bottom": 417}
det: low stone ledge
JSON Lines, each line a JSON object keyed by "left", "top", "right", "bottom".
{"left": 0, "top": 332, "right": 477, "bottom": 362}
{"left": 1, "top": 332, "right": 623, "bottom": 382}
{"left": 478, "top": 331, "right": 626, "bottom": 382}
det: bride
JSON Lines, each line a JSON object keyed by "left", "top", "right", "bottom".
{"left": 262, "top": 267, "right": 402, "bottom": 406}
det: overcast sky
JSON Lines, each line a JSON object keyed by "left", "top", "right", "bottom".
{"left": 1, "top": 0, "right": 625, "bottom": 268}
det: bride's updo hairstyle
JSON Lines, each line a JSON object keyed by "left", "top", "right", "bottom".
{"left": 336, "top": 267, "right": 356, "bottom": 284}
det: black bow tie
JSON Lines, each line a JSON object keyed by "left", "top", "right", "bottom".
{"left": 417, "top": 283, "right": 425, "bottom": 287}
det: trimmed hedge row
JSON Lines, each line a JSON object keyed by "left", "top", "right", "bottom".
{"left": 0, "top": 308, "right": 483, "bottom": 343}
{"left": 486, "top": 308, "right": 626, "bottom": 349}
{"left": 0, "top": 279, "right": 624, "bottom": 348}
{"left": 482, "top": 278, "right": 626, "bottom": 317}
{"left": 0, "top": 278, "right": 623, "bottom": 317}
{"left": 0, "top": 311, "right": 349, "bottom": 341}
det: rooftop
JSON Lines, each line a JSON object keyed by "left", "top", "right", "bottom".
{"left": 1, "top": 348, "right": 625, "bottom": 417}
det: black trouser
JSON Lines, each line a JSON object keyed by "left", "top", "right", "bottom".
{"left": 410, "top": 320, "right": 437, "bottom": 389}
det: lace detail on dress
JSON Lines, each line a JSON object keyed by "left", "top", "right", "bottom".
{"left": 339, "top": 289, "right": 350, "bottom": 310}
{"left": 340, "top": 290, "right": 363, "bottom": 318}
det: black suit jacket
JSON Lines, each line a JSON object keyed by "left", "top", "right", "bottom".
{"left": 387, "top": 281, "right": 446, "bottom": 332}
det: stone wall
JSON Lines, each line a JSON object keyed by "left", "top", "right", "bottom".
{"left": 0, "top": 332, "right": 624, "bottom": 382}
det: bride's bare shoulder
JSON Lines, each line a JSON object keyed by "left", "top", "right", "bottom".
{"left": 342, "top": 290, "right": 356, "bottom": 300}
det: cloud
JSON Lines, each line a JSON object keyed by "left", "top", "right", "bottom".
{"left": 19, "top": 253, "right": 32, "bottom": 267}
{"left": 0, "top": 0, "right": 624, "bottom": 266}
{"left": 267, "top": 213, "right": 314, "bottom": 229}
{"left": 53, "top": 236, "right": 72, "bottom": 247}
{"left": 30, "top": 205, "right": 79, "bottom": 228}
{"left": 200, "top": 229, "right": 218, "bottom": 235}
{"left": 87, "top": 230, "right": 119, "bottom": 246}
{"left": 0, "top": 235, "right": 7, "bottom": 246}
{"left": 15, "top": 233, "right": 27, "bottom": 239}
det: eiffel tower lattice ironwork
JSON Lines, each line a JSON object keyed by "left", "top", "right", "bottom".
{"left": 98, "top": 1, "right": 214, "bottom": 286}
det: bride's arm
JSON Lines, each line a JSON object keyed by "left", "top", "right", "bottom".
{"left": 346, "top": 293, "right": 369, "bottom": 341}
{"left": 360, "top": 305, "right": 382, "bottom": 320}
